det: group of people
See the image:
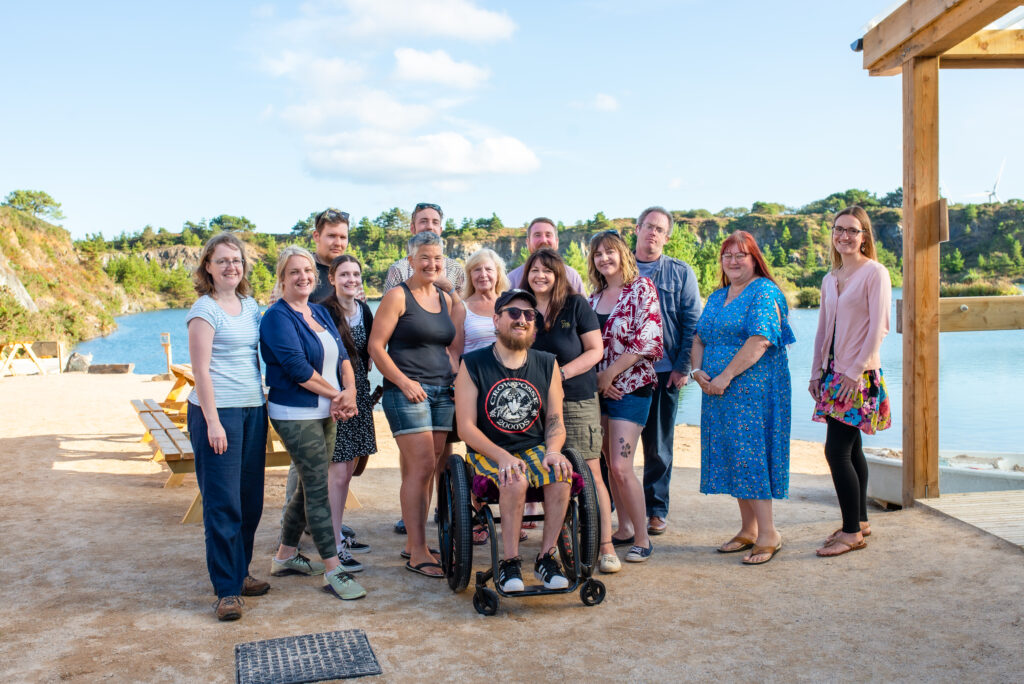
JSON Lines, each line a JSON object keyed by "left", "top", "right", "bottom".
{"left": 185, "top": 201, "right": 891, "bottom": 621}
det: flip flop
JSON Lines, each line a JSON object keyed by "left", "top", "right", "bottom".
{"left": 611, "top": 535, "right": 634, "bottom": 547}
{"left": 717, "top": 535, "right": 756, "bottom": 554}
{"left": 405, "top": 560, "right": 444, "bottom": 578}
{"left": 472, "top": 525, "right": 489, "bottom": 545}
{"left": 520, "top": 521, "right": 538, "bottom": 530}
{"left": 400, "top": 548, "right": 440, "bottom": 560}
{"left": 519, "top": 528, "right": 529, "bottom": 542}
{"left": 816, "top": 538, "right": 867, "bottom": 557}
{"left": 742, "top": 538, "right": 783, "bottom": 565}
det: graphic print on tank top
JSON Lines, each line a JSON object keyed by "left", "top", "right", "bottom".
{"left": 485, "top": 377, "right": 543, "bottom": 434}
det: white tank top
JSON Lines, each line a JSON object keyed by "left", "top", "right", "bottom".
{"left": 463, "top": 307, "right": 496, "bottom": 354}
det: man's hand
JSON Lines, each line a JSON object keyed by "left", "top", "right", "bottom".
{"left": 668, "top": 370, "right": 689, "bottom": 389}
{"left": 542, "top": 450, "right": 573, "bottom": 482}
{"left": 496, "top": 455, "right": 526, "bottom": 486}
{"left": 435, "top": 276, "right": 455, "bottom": 293}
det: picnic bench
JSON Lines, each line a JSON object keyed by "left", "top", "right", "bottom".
{"left": 0, "top": 340, "right": 65, "bottom": 377}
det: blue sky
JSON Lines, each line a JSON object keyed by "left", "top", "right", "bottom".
{"left": 2, "top": 1, "right": 1023, "bottom": 239}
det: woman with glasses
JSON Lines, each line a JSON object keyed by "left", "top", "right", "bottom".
{"left": 691, "top": 231, "right": 795, "bottom": 565}
{"left": 186, "top": 232, "right": 269, "bottom": 621}
{"left": 319, "top": 255, "right": 377, "bottom": 570}
{"left": 810, "top": 207, "right": 892, "bottom": 557}
{"left": 368, "top": 231, "right": 463, "bottom": 578}
{"left": 523, "top": 248, "right": 618, "bottom": 572}
{"left": 587, "top": 230, "right": 663, "bottom": 565}
{"left": 260, "top": 246, "right": 366, "bottom": 600}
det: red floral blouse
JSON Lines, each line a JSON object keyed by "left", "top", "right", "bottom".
{"left": 588, "top": 276, "right": 664, "bottom": 394}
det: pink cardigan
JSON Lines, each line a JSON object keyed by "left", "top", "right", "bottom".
{"left": 811, "top": 259, "right": 892, "bottom": 383}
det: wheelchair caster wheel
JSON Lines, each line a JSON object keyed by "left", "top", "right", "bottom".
{"left": 473, "top": 588, "right": 499, "bottom": 615}
{"left": 580, "top": 579, "right": 606, "bottom": 606}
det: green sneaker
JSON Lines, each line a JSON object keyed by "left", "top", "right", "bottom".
{"left": 271, "top": 552, "right": 325, "bottom": 577}
{"left": 323, "top": 566, "right": 367, "bottom": 600}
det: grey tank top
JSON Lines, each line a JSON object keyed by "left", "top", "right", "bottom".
{"left": 385, "top": 283, "right": 457, "bottom": 389}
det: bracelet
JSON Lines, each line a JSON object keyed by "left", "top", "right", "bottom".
{"left": 689, "top": 368, "right": 702, "bottom": 380}
{"left": 559, "top": 367, "right": 566, "bottom": 381}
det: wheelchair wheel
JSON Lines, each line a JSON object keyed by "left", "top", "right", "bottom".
{"left": 438, "top": 454, "right": 473, "bottom": 593}
{"left": 580, "top": 579, "right": 606, "bottom": 606}
{"left": 565, "top": 448, "right": 599, "bottom": 571}
{"left": 473, "top": 588, "right": 499, "bottom": 616}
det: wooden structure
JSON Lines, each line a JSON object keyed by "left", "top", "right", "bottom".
{"left": 859, "top": 1, "right": 1024, "bottom": 506}
{"left": 0, "top": 340, "right": 65, "bottom": 377}
{"left": 917, "top": 491, "right": 1024, "bottom": 549}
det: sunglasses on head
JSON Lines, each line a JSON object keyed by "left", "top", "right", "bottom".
{"left": 499, "top": 307, "right": 537, "bottom": 322}
{"left": 414, "top": 202, "right": 442, "bottom": 214}
{"left": 316, "top": 208, "right": 349, "bottom": 225}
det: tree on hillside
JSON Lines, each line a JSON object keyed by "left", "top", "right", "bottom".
{"left": 563, "top": 241, "right": 588, "bottom": 284}
{"left": 291, "top": 212, "right": 317, "bottom": 238}
{"left": 3, "top": 189, "right": 66, "bottom": 221}
{"left": 376, "top": 207, "right": 410, "bottom": 231}
{"left": 586, "top": 212, "right": 613, "bottom": 232}
{"left": 210, "top": 214, "right": 257, "bottom": 233}
{"left": 750, "top": 201, "right": 786, "bottom": 216}
{"left": 881, "top": 187, "right": 903, "bottom": 208}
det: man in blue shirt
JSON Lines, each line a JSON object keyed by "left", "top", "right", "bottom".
{"left": 633, "top": 206, "right": 702, "bottom": 536}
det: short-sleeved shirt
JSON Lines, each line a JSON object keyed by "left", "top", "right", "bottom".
{"left": 185, "top": 295, "right": 265, "bottom": 408}
{"left": 382, "top": 256, "right": 466, "bottom": 294}
{"left": 533, "top": 294, "right": 599, "bottom": 402}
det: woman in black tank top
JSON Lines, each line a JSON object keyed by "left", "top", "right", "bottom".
{"left": 368, "top": 231, "right": 465, "bottom": 576}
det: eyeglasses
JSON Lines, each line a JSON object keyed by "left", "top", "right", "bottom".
{"left": 414, "top": 202, "right": 442, "bottom": 214}
{"left": 721, "top": 252, "right": 749, "bottom": 262}
{"left": 213, "top": 258, "right": 244, "bottom": 268}
{"left": 316, "top": 208, "right": 349, "bottom": 226}
{"left": 833, "top": 226, "right": 864, "bottom": 237}
{"left": 499, "top": 307, "right": 537, "bottom": 322}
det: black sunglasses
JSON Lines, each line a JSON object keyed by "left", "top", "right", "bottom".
{"left": 414, "top": 202, "right": 442, "bottom": 213}
{"left": 316, "top": 208, "right": 349, "bottom": 226}
{"left": 499, "top": 307, "right": 537, "bottom": 322}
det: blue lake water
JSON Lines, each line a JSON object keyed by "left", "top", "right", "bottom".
{"left": 75, "top": 289, "right": 1024, "bottom": 452}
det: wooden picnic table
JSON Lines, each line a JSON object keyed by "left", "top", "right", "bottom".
{"left": 1, "top": 341, "right": 50, "bottom": 377}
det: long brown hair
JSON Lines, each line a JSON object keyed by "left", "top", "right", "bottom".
{"left": 192, "top": 232, "right": 252, "bottom": 297}
{"left": 587, "top": 230, "right": 639, "bottom": 293}
{"left": 521, "top": 248, "right": 573, "bottom": 332}
{"left": 318, "top": 254, "right": 362, "bottom": 363}
{"left": 718, "top": 231, "right": 777, "bottom": 288}
{"left": 830, "top": 206, "right": 878, "bottom": 270}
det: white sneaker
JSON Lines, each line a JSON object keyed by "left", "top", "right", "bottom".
{"left": 599, "top": 553, "right": 621, "bottom": 573}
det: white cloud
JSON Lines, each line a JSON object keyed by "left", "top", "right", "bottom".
{"left": 394, "top": 48, "right": 490, "bottom": 89}
{"left": 306, "top": 129, "right": 540, "bottom": 183}
{"left": 668, "top": 177, "right": 683, "bottom": 190}
{"left": 281, "top": 90, "right": 436, "bottom": 131}
{"left": 594, "top": 93, "right": 619, "bottom": 111}
{"left": 262, "top": 52, "right": 366, "bottom": 92}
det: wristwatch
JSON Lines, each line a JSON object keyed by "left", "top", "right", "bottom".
{"left": 689, "top": 368, "right": 702, "bottom": 380}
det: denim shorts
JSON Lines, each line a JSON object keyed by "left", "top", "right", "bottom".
{"left": 382, "top": 383, "right": 455, "bottom": 436}
{"left": 600, "top": 391, "right": 653, "bottom": 427}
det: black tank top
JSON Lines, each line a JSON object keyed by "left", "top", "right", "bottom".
{"left": 462, "top": 345, "right": 555, "bottom": 454}
{"left": 385, "top": 283, "right": 456, "bottom": 389}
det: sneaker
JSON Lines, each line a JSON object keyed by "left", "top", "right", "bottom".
{"left": 241, "top": 575, "right": 270, "bottom": 596}
{"left": 598, "top": 553, "right": 621, "bottom": 574}
{"left": 271, "top": 552, "right": 326, "bottom": 577}
{"left": 393, "top": 519, "right": 406, "bottom": 535}
{"left": 534, "top": 549, "right": 569, "bottom": 589}
{"left": 343, "top": 536, "right": 371, "bottom": 554}
{"left": 341, "top": 524, "right": 356, "bottom": 539}
{"left": 323, "top": 566, "right": 367, "bottom": 600}
{"left": 214, "top": 595, "right": 243, "bottom": 621}
{"left": 625, "top": 543, "right": 653, "bottom": 563}
{"left": 336, "top": 540, "right": 364, "bottom": 573}
{"left": 497, "top": 556, "right": 525, "bottom": 592}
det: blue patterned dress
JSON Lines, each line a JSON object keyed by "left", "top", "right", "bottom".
{"left": 697, "top": 278, "right": 796, "bottom": 499}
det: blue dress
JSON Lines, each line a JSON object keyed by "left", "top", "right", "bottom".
{"left": 697, "top": 278, "right": 795, "bottom": 499}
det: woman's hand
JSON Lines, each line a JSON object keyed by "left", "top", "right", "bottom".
{"left": 332, "top": 388, "right": 358, "bottom": 420}
{"left": 596, "top": 369, "right": 616, "bottom": 394}
{"left": 835, "top": 374, "right": 863, "bottom": 405}
{"left": 542, "top": 450, "right": 573, "bottom": 482}
{"left": 207, "top": 420, "right": 228, "bottom": 454}
{"left": 401, "top": 379, "right": 427, "bottom": 403}
{"left": 707, "top": 373, "right": 732, "bottom": 396}
{"left": 693, "top": 370, "right": 711, "bottom": 394}
{"left": 808, "top": 378, "right": 821, "bottom": 401}
{"left": 496, "top": 455, "right": 526, "bottom": 486}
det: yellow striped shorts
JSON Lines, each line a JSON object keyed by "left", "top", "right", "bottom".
{"left": 468, "top": 445, "right": 568, "bottom": 488}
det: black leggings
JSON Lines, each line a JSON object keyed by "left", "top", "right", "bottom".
{"left": 824, "top": 418, "right": 868, "bottom": 534}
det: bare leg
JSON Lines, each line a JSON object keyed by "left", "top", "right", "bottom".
{"left": 586, "top": 458, "right": 614, "bottom": 556}
{"left": 395, "top": 431, "right": 442, "bottom": 574}
{"left": 743, "top": 499, "right": 782, "bottom": 563}
{"left": 328, "top": 460, "right": 356, "bottom": 548}
{"left": 539, "top": 481, "right": 571, "bottom": 554}
{"left": 497, "top": 476, "right": 528, "bottom": 559}
{"left": 602, "top": 416, "right": 633, "bottom": 541}
{"left": 604, "top": 418, "right": 649, "bottom": 549}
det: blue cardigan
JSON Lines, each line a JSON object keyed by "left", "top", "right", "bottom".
{"left": 259, "top": 299, "right": 350, "bottom": 408}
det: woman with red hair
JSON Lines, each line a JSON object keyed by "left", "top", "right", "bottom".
{"left": 691, "top": 231, "right": 795, "bottom": 565}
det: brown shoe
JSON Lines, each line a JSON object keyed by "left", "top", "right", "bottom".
{"left": 214, "top": 596, "right": 244, "bottom": 621}
{"left": 241, "top": 575, "right": 270, "bottom": 596}
{"left": 647, "top": 516, "right": 668, "bottom": 535}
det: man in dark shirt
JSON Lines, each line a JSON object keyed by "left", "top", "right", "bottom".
{"left": 454, "top": 289, "right": 574, "bottom": 593}
{"left": 310, "top": 208, "right": 351, "bottom": 302}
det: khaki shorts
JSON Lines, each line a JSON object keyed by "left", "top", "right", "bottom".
{"left": 563, "top": 394, "right": 603, "bottom": 460}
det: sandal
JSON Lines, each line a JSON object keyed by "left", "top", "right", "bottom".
{"left": 717, "top": 535, "right": 756, "bottom": 554}
{"left": 400, "top": 548, "right": 439, "bottom": 560}
{"left": 521, "top": 520, "right": 538, "bottom": 530}
{"left": 816, "top": 538, "right": 867, "bottom": 557}
{"left": 825, "top": 526, "right": 871, "bottom": 545}
{"left": 742, "top": 538, "right": 783, "bottom": 565}
{"left": 472, "top": 525, "right": 489, "bottom": 545}
{"left": 519, "top": 528, "right": 529, "bottom": 542}
{"left": 404, "top": 560, "right": 444, "bottom": 578}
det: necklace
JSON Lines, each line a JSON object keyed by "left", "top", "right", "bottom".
{"left": 492, "top": 344, "right": 528, "bottom": 379}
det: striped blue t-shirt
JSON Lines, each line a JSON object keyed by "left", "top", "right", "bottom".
{"left": 186, "top": 295, "right": 265, "bottom": 408}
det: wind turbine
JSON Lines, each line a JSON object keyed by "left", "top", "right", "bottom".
{"left": 965, "top": 158, "right": 1007, "bottom": 203}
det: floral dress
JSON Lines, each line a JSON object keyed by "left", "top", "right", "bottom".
{"left": 697, "top": 278, "right": 795, "bottom": 500}
{"left": 333, "top": 307, "right": 377, "bottom": 463}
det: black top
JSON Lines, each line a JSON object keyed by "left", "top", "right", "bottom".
{"left": 596, "top": 312, "right": 610, "bottom": 331}
{"left": 318, "top": 297, "right": 375, "bottom": 376}
{"left": 385, "top": 283, "right": 456, "bottom": 389}
{"left": 312, "top": 258, "right": 334, "bottom": 303}
{"left": 462, "top": 346, "right": 555, "bottom": 455}
{"left": 533, "top": 294, "right": 599, "bottom": 402}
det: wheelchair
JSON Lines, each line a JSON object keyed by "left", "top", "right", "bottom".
{"left": 437, "top": 447, "right": 606, "bottom": 615}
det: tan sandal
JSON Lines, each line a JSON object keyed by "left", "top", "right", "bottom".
{"left": 717, "top": 535, "right": 756, "bottom": 554}
{"left": 742, "top": 538, "right": 783, "bottom": 565}
{"left": 825, "top": 526, "right": 871, "bottom": 545}
{"left": 816, "top": 538, "right": 866, "bottom": 557}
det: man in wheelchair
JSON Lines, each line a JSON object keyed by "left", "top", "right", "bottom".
{"left": 453, "top": 288, "right": 575, "bottom": 593}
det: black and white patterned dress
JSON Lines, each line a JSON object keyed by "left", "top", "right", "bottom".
{"left": 333, "top": 305, "right": 377, "bottom": 463}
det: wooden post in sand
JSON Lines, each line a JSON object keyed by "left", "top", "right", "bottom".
{"left": 160, "top": 332, "right": 172, "bottom": 375}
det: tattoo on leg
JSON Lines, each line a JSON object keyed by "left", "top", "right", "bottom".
{"left": 620, "top": 441, "right": 631, "bottom": 459}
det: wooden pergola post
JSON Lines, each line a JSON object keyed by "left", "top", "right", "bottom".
{"left": 901, "top": 56, "right": 941, "bottom": 506}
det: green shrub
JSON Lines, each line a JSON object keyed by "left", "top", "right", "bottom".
{"left": 939, "top": 280, "right": 1020, "bottom": 297}
{"left": 795, "top": 287, "right": 821, "bottom": 308}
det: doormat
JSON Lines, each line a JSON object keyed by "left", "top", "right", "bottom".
{"left": 235, "top": 629, "right": 381, "bottom": 683}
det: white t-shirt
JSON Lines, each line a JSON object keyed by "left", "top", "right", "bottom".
{"left": 268, "top": 329, "right": 340, "bottom": 420}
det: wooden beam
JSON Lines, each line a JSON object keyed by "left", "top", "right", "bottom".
{"left": 901, "top": 56, "right": 942, "bottom": 506}
{"left": 941, "top": 28, "right": 1024, "bottom": 66}
{"left": 864, "top": 0, "right": 1022, "bottom": 76}
{"left": 938, "top": 295, "right": 1024, "bottom": 330}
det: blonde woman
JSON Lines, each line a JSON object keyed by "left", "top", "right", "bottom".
{"left": 459, "top": 248, "right": 509, "bottom": 355}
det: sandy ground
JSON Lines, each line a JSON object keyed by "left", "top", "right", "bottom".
{"left": 1, "top": 373, "right": 1022, "bottom": 683}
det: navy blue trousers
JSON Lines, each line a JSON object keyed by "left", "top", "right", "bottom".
{"left": 188, "top": 404, "right": 268, "bottom": 598}
{"left": 641, "top": 371, "right": 681, "bottom": 519}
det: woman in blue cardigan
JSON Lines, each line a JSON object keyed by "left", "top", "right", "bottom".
{"left": 259, "top": 246, "right": 365, "bottom": 601}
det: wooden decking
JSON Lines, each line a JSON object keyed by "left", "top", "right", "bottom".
{"left": 917, "top": 490, "right": 1024, "bottom": 550}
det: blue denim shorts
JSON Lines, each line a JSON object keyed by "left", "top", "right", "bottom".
{"left": 599, "top": 391, "right": 653, "bottom": 427}
{"left": 382, "top": 384, "right": 455, "bottom": 436}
